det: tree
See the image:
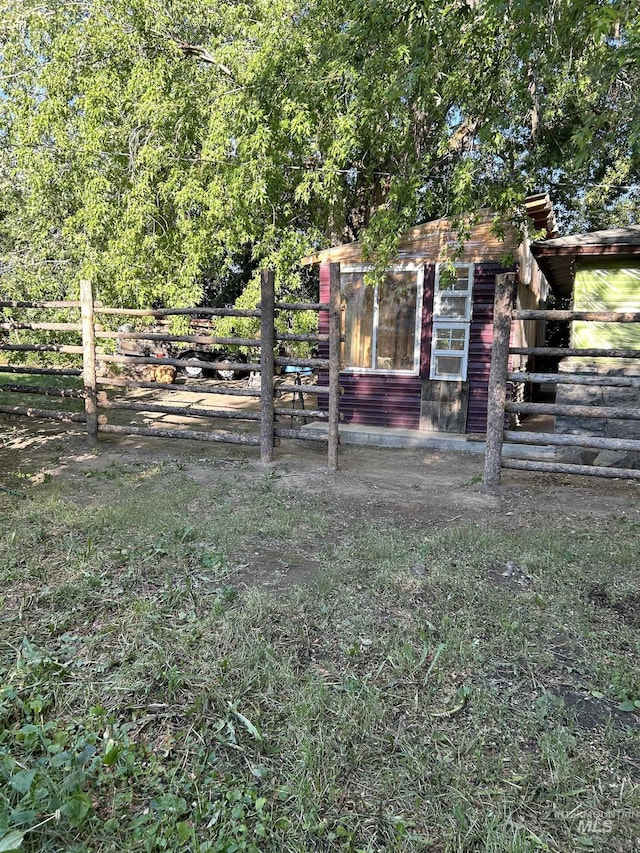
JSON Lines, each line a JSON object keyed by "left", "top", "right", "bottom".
{"left": 0, "top": 0, "right": 638, "bottom": 308}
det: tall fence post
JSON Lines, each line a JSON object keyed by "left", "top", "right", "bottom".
{"left": 80, "top": 279, "right": 98, "bottom": 446}
{"left": 483, "top": 272, "right": 516, "bottom": 490}
{"left": 328, "top": 262, "right": 341, "bottom": 471}
{"left": 260, "top": 268, "right": 276, "bottom": 463}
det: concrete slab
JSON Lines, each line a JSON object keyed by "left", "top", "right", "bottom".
{"left": 302, "top": 421, "right": 557, "bottom": 460}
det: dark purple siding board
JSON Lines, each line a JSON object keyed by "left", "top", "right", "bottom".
{"left": 317, "top": 263, "right": 428, "bottom": 429}
{"left": 333, "top": 374, "right": 422, "bottom": 429}
{"left": 318, "top": 264, "right": 330, "bottom": 351}
{"left": 465, "top": 263, "right": 516, "bottom": 433}
{"left": 314, "top": 369, "right": 422, "bottom": 428}
{"left": 420, "top": 265, "right": 436, "bottom": 375}
{"left": 316, "top": 266, "right": 330, "bottom": 418}
{"left": 318, "top": 261, "right": 514, "bottom": 433}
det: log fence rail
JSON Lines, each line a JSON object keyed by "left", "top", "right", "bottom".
{"left": 0, "top": 269, "right": 342, "bottom": 469}
{"left": 484, "top": 274, "right": 640, "bottom": 487}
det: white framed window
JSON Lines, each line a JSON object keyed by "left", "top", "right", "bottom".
{"left": 340, "top": 265, "right": 424, "bottom": 375}
{"left": 430, "top": 264, "right": 474, "bottom": 381}
{"left": 430, "top": 322, "right": 470, "bottom": 380}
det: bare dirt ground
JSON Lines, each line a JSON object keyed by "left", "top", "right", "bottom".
{"left": 2, "top": 402, "right": 639, "bottom": 568}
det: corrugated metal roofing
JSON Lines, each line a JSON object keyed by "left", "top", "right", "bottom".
{"left": 334, "top": 374, "right": 422, "bottom": 429}
{"left": 536, "top": 225, "right": 640, "bottom": 251}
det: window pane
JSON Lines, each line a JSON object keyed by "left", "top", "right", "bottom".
{"left": 438, "top": 269, "right": 458, "bottom": 291}
{"left": 341, "top": 273, "right": 374, "bottom": 368}
{"left": 435, "top": 355, "right": 463, "bottom": 378}
{"left": 375, "top": 271, "right": 417, "bottom": 371}
{"left": 438, "top": 266, "right": 470, "bottom": 291}
{"left": 454, "top": 267, "right": 470, "bottom": 288}
{"left": 451, "top": 329, "right": 466, "bottom": 351}
{"left": 436, "top": 295, "right": 469, "bottom": 318}
{"left": 435, "top": 328, "right": 452, "bottom": 349}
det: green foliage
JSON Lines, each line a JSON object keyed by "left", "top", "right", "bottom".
{"left": 0, "top": 0, "right": 639, "bottom": 308}
{"left": 0, "top": 642, "right": 286, "bottom": 852}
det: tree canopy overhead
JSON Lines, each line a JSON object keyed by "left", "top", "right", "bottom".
{"left": 0, "top": 0, "right": 638, "bottom": 306}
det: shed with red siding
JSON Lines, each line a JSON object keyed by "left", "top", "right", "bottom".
{"left": 306, "top": 197, "right": 557, "bottom": 435}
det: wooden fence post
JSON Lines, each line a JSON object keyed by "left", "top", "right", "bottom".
{"left": 260, "top": 268, "right": 276, "bottom": 463}
{"left": 483, "top": 272, "right": 516, "bottom": 490}
{"left": 80, "top": 279, "right": 98, "bottom": 446}
{"left": 328, "top": 262, "right": 341, "bottom": 471}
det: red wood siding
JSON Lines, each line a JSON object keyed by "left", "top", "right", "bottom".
{"left": 333, "top": 374, "right": 422, "bottom": 429}
{"left": 318, "top": 264, "right": 330, "bottom": 344}
{"left": 465, "top": 263, "right": 516, "bottom": 433}
{"left": 318, "top": 264, "right": 427, "bottom": 429}
{"left": 318, "top": 262, "right": 515, "bottom": 433}
{"left": 420, "top": 265, "right": 435, "bottom": 374}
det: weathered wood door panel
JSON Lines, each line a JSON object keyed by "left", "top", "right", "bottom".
{"left": 420, "top": 379, "right": 469, "bottom": 433}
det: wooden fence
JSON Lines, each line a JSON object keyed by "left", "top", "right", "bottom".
{"left": 0, "top": 266, "right": 342, "bottom": 469}
{"left": 484, "top": 274, "right": 640, "bottom": 487}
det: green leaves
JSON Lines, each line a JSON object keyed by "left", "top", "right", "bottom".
{"left": 617, "top": 698, "right": 640, "bottom": 713}
{"left": 0, "top": 831, "right": 25, "bottom": 852}
{"left": 60, "top": 792, "right": 93, "bottom": 827}
{"left": 228, "top": 704, "right": 263, "bottom": 743}
{"left": 1, "top": 0, "right": 639, "bottom": 309}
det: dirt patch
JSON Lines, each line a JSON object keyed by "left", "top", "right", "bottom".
{"left": 231, "top": 547, "right": 322, "bottom": 592}
{"left": 553, "top": 686, "right": 640, "bottom": 732}
{"left": 546, "top": 630, "right": 587, "bottom": 669}
{"left": 587, "top": 583, "right": 640, "bottom": 628}
{"left": 611, "top": 595, "right": 640, "bottom": 628}
{"left": 2, "top": 409, "right": 640, "bottom": 594}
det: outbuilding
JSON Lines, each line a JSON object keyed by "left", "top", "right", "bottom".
{"left": 303, "top": 194, "right": 557, "bottom": 434}
{"left": 531, "top": 225, "right": 640, "bottom": 445}
{"left": 532, "top": 225, "right": 640, "bottom": 349}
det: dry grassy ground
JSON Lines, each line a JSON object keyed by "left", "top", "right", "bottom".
{"left": 1, "top": 414, "right": 639, "bottom": 852}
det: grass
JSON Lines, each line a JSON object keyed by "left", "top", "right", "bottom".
{"left": 0, "top": 458, "right": 639, "bottom": 852}
{"left": 0, "top": 371, "right": 85, "bottom": 417}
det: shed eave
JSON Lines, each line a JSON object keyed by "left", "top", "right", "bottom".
{"left": 301, "top": 212, "right": 521, "bottom": 267}
{"left": 531, "top": 232, "right": 640, "bottom": 298}
{"left": 301, "top": 194, "right": 558, "bottom": 267}
{"left": 532, "top": 243, "right": 640, "bottom": 258}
